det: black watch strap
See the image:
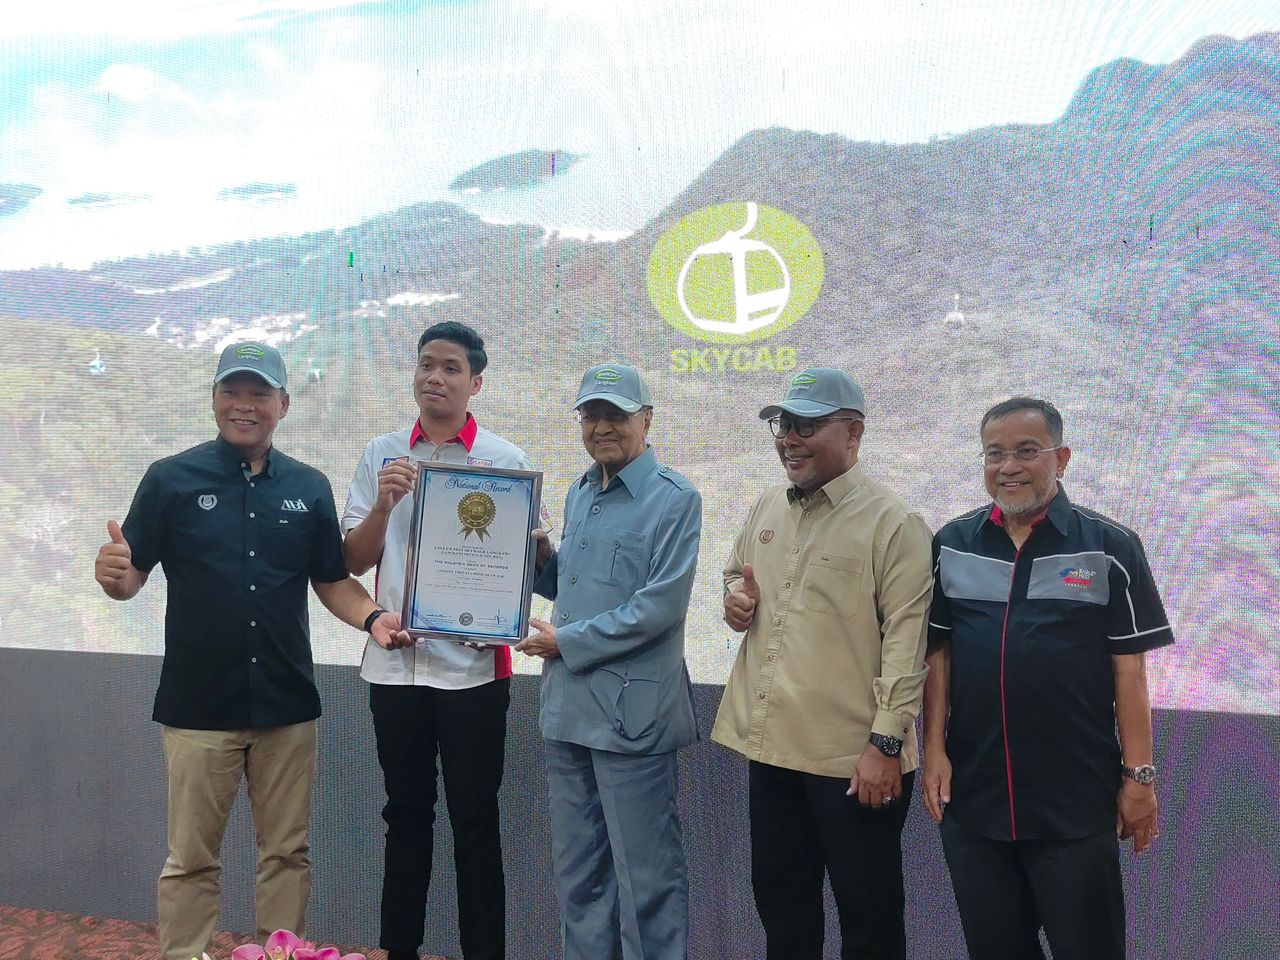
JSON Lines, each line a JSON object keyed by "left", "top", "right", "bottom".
{"left": 869, "top": 732, "right": 904, "bottom": 757}
{"left": 363, "top": 608, "right": 388, "bottom": 633}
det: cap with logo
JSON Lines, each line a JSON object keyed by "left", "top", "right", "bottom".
{"left": 574, "top": 364, "right": 652, "bottom": 413}
{"left": 759, "top": 367, "right": 866, "bottom": 420}
{"left": 214, "top": 341, "right": 288, "bottom": 390}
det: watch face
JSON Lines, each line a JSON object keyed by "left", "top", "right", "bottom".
{"left": 871, "top": 734, "right": 903, "bottom": 757}
{"left": 1127, "top": 764, "right": 1157, "bottom": 785}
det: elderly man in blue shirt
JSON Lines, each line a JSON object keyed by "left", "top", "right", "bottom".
{"left": 517, "top": 364, "right": 702, "bottom": 960}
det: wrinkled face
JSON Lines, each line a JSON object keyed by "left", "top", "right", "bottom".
{"left": 774, "top": 412, "right": 864, "bottom": 493}
{"left": 579, "top": 400, "right": 652, "bottom": 475}
{"left": 981, "top": 410, "right": 1071, "bottom": 517}
{"left": 415, "top": 338, "right": 481, "bottom": 422}
{"left": 213, "top": 372, "right": 288, "bottom": 454}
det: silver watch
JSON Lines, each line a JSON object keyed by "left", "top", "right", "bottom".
{"left": 1122, "top": 763, "right": 1157, "bottom": 785}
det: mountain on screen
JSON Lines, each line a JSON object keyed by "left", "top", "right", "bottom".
{"left": 449, "top": 150, "right": 584, "bottom": 194}
{"left": 2, "top": 32, "right": 1273, "bottom": 352}
{"left": 0, "top": 184, "right": 41, "bottom": 218}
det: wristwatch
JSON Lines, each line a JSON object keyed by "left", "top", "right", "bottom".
{"left": 363, "top": 608, "right": 389, "bottom": 633}
{"left": 869, "top": 733, "right": 903, "bottom": 758}
{"left": 1122, "top": 763, "right": 1157, "bottom": 786}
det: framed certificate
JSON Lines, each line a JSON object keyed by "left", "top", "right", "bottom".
{"left": 401, "top": 461, "right": 543, "bottom": 644}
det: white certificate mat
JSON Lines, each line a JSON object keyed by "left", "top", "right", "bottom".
{"left": 401, "top": 462, "right": 542, "bottom": 643}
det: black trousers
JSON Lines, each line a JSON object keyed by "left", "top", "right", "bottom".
{"left": 940, "top": 815, "right": 1125, "bottom": 960}
{"left": 370, "top": 678, "right": 510, "bottom": 960}
{"left": 749, "top": 760, "right": 915, "bottom": 960}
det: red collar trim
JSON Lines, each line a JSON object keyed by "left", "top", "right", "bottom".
{"left": 410, "top": 414, "right": 478, "bottom": 453}
{"left": 989, "top": 503, "right": 1049, "bottom": 529}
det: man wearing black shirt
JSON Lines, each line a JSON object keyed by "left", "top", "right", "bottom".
{"left": 94, "top": 342, "right": 407, "bottom": 960}
{"left": 923, "top": 397, "right": 1172, "bottom": 960}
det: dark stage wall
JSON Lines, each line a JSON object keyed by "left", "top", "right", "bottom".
{"left": 1, "top": 649, "right": 1276, "bottom": 960}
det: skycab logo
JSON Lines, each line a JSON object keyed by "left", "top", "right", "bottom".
{"left": 647, "top": 202, "right": 824, "bottom": 374}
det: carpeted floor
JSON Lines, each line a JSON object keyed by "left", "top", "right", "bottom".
{"left": 0, "top": 905, "right": 450, "bottom": 960}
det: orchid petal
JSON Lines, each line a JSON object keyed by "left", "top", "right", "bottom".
{"left": 232, "top": 946, "right": 266, "bottom": 960}
{"left": 306, "top": 949, "right": 339, "bottom": 960}
{"left": 265, "top": 930, "right": 302, "bottom": 957}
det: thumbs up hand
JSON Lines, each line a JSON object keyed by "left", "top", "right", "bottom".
{"left": 96, "top": 520, "right": 142, "bottom": 599}
{"left": 724, "top": 561, "right": 761, "bottom": 632}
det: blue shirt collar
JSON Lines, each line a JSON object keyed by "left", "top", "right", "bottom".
{"left": 580, "top": 447, "right": 658, "bottom": 498}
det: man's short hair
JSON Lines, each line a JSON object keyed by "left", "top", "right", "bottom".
{"left": 417, "top": 321, "right": 488, "bottom": 376}
{"left": 981, "top": 397, "right": 1064, "bottom": 445}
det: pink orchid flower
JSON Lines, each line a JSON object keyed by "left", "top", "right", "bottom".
{"left": 230, "top": 929, "right": 365, "bottom": 960}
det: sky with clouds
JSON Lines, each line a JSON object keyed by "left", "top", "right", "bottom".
{"left": 0, "top": 0, "right": 1276, "bottom": 267}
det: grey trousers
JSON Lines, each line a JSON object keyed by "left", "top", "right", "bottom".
{"left": 545, "top": 740, "right": 688, "bottom": 960}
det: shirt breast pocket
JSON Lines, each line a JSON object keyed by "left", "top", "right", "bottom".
{"left": 604, "top": 527, "right": 646, "bottom": 587}
{"left": 803, "top": 552, "right": 864, "bottom": 619}
{"left": 268, "top": 513, "right": 316, "bottom": 571}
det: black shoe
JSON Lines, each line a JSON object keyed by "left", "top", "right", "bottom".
{"left": 387, "top": 951, "right": 419, "bottom": 960}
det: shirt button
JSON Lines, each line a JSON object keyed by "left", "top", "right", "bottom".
{"left": 249, "top": 550, "right": 256, "bottom": 557}
{"left": 613, "top": 541, "right": 620, "bottom": 548}
{"left": 251, "top": 657, "right": 258, "bottom": 664}
{"left": 622, "top": 679, "right": 630, "bottom": 687}
{"left": 791, "top": 546, "right": 799, "bottom": 554}
{"left": 560, "top": 611, "right": 569, "bottom": 621}
{"left": 591, "top": 505, "right": 600, "bottom": 514}
{"left": 580, "top": 540, "right": 587, "bottom": 548}
{"left": 757, "top": 691, "right": 766, "bottom": 700}
{"left": 241, "top": 462, "right": 248, "bottom": 469}
{"left": 783, "top": 581, "right": 791, "bottom": 589}
{"left": 768, "top": 654, "right": 777, "bottom": 662}
{"left": 250, "top": 585, "right": 257, "bottom": 591}
{"left": 250, "top": 620, "right": 257, "bottom": 627}
{"left": 570, "top": 576, "right": 578, "bottom": 584}
{"left": 773, "top": 616, "right": 782, "bottom": 626}
{"left": 249, "top": 512, "right": 256, "bottom": 519}
{"left": 250, "top": 482, "right": 255, "bottom": 488}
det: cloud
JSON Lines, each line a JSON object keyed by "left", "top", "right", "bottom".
{"left": 94, "top": 64, "right": 192, "bottom": 104}
{"left": 0, "top": 1, "right": 383, "bottom": 40}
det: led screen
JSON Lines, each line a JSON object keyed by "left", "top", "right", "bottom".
{"left": 1, "top": 0, "right": 1276, "bottom": 717}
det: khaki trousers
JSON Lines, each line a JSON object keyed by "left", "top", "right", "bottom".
{"left": 157, "top": 721, "right": 317, "bottom": 960}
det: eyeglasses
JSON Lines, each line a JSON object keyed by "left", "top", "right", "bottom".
{"left": 576, "top": 407, "right": 642, "bottom": 425}
{"left": 980, "top": 446, "right": 1063, "bottom": 465}
{"left": 767, "top": 415, "right": 858, "bottom": 439}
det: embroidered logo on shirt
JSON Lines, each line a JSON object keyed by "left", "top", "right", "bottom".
{"left": 198, "top": 494, "right": 217, "bottom": 511}
{"left": 759, "top": 529, "right": 774, "bottom": 543}
{"left": 281, "top": 499, "right": 309, "bottom": 512}
{"left": 1059, "top": 566, "right": 1097, "bottom": 587}
{"left": 467, "top": 456, "right": 493, "bottom": 466}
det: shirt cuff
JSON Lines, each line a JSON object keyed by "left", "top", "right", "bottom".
{"left": 870, "top": 667, "right": 929, "bottom": 740}
{"left": 870, "top": 710, "right": 914, "bottom": 742}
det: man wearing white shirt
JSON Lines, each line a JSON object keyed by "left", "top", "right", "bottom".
{"left": 343, "top": 321, "right": 532, "bottom": 960}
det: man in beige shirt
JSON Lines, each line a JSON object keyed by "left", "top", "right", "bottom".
{"left": 711, "top": 368, "right": 933, "bottom": 960}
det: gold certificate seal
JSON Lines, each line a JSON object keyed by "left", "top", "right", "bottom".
{"left": 457, "top": 492, "right": 497, "bottom": 540}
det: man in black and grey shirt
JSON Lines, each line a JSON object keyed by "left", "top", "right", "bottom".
{"left": 922, "top": 397, "right": 1173, "bottom": 960}
{"left": 94, "top": 341, "right": 407, "bottom": 960}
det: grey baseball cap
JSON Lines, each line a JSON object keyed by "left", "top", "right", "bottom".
{"left": 214, "top": 341, "right": 287, "bottom": 390}
{"left": 573, "top": 364, "right": 652, "bottom": 413}
{"left": 759, "top": 368, "right": 866, "bottom": 419}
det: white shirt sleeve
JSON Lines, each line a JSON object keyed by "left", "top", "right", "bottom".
{"left": 342, "top": 440, "right": 381, "bottom": 533}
